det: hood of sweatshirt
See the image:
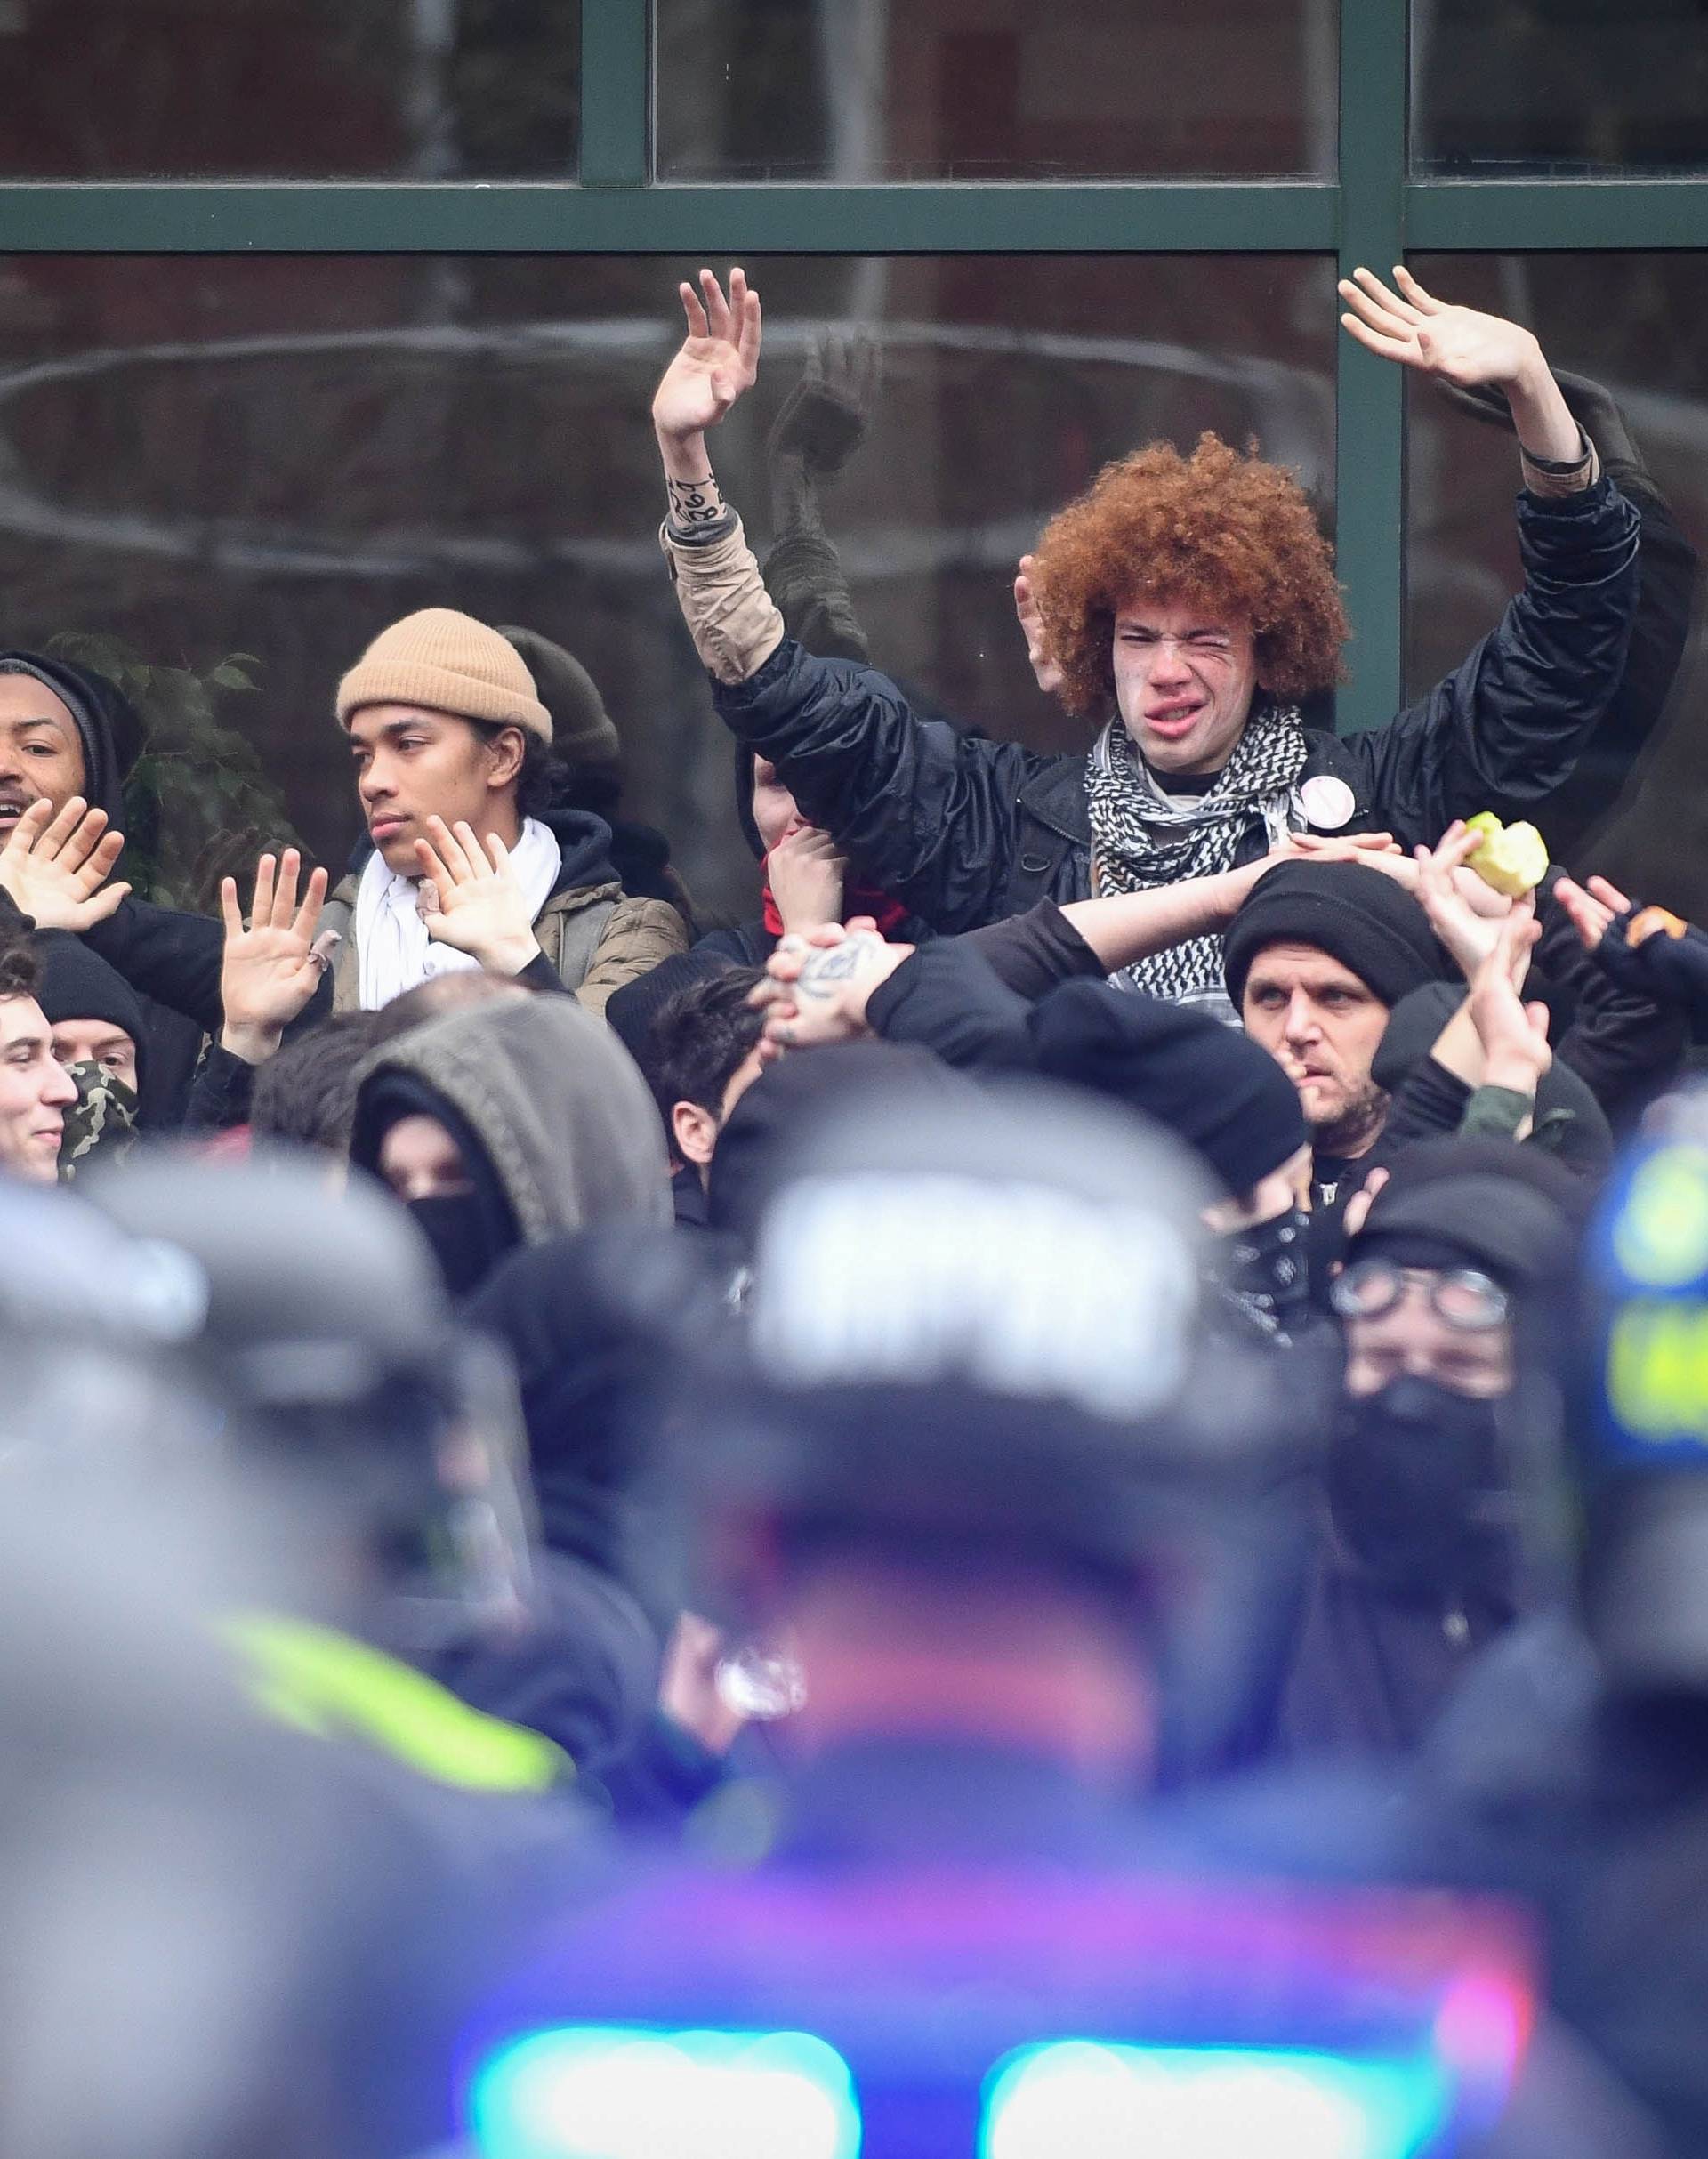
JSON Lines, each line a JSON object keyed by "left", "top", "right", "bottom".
{"left": 0, "top": 650, "right": 142, "bottom": 829}
{"left": 350, "top": 993, "right": 671, "bottom": 1246}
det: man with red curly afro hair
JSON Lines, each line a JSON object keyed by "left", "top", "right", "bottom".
{"left": 651, "top": 266, "right": 1640, "bottom": 1012}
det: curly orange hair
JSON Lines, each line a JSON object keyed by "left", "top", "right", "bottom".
{"left": 1032, "top": 433, "right": 1348, "bottom": 718}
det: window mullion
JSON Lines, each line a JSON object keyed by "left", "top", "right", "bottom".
{"left": 1333, "top": 0, "right": 1408, "bottom": 728}
{"left": 579, "top": 0, "right": 650, "bottom": 188}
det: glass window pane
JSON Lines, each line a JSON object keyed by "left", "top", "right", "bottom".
{"left": 0, "top": 0, "right": 578, "bottom": 177}
{"left": 657, "top": 0, "right": 1338, "bottom": 180}
{"left": 1413, "top": 0, "right": 1708, "bottom": 173}
{"left": 1406, "top": 255, "right": 1708, "bottom": 917}
{"left": 0, "top": 254, "right": 1333, "bottom": 922}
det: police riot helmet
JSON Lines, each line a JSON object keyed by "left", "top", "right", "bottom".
{"left": 88, "top": 1148, "right": 536, "bottom": 1634}
{"left": 678, "top": 1071, "right": 1333, "bottom": 1767}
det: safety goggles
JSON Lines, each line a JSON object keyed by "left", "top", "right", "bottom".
{"left": 1330, "top": 1256, "right": 1510, "bottom": 1331}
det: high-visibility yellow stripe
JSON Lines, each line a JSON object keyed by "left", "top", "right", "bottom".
{"left": 223, "top": 1612, "right": 572, "bottom": 1793}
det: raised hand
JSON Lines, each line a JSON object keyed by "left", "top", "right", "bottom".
{"left": 652, "top": 266, "right": 763, "bottom": 448}
{"left": 218, "top": 848, "right": 333, "bottom": 1063}
{"left": 1554, "top": 872, "right": 1633, "bottom": 952}
{"left": 657, "top": 1613, "right": 748, "bottom": 1759}
{"left": 415, "top": 817, "right": 539, "bottom": 977}
{"left": 765, "top": 824, "right": 848, "bottom": 934}
{"left": 1340, "top": 265, "right": 1540, "bottom": 389}
{"left": 1013, "top": 554, "right": 1065, "bottom": 695}
{"left": 1467, "top": 903, "right": 1551, "bottom": 1096}
{"left": 1414, "top": 820, "right": 1513, "bottom": 980}
{"left": 1341, "top": 1164, "right": 1390, "bottom": 1243}
{"left": 0, "top": 796, "right": 129, "bottom": 931}
{"left": 1338, "top": 266, "right": 1580, "bottom": 461}
{"left": 752, "top": 927, "right": 909, "bottom": 1053}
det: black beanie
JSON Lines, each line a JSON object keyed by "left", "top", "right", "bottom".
{"left": 1350, "top": 1135, "right": 1583, "bottom": 1291}
{"left": 35, "top": 930, "right": 149, "bottom": 1091}
{"left": 605, "top": 948, "right": 738, "bottom": 1068}
{"left": 0, "top": 653, "right": 141, "bottom": 829}
{"left": 1222, "top": 860, "right": 1450, "bottom": 1012}
{"left": 1027, "top": 979, "right": 1306, "bottom": 1198}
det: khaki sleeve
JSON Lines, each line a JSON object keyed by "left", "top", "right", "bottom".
{"left": 575, "top": 898, "right": 690, "bottom": 1019}
{"left": 659, "top": 512, "right": 786, "bottom": 684}
{"left": 1519, "top": 434, "right": 1601, "bottom": 500}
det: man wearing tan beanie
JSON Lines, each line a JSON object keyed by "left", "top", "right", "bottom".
{"left": 326, "top": 606, "right": 685, "bottom": 1014}
{"left": 0, "top": 610, "right": 686, "bottom": 1086}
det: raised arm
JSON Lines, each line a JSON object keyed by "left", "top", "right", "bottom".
{"left": 1337, "top": 267, "right": 1641, "bottom": 842}
{"left": 1059, "top": 850, "right": 1303, "bottom": 974}
{"left": 1339, "top": 264, "right": 1583, "bottom": 466}
{"left": 653, "top": 268, "right": 763, "bottom": 500}
{"left": 653, "top": 269, "right": 1047, "bottom": 935}
{"left": 651, "top": 267, "right": 786, "bottom": 687}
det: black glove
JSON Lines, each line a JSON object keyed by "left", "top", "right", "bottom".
{"left": 1592, "top": 905, "right": 1708, "bottom": 1022}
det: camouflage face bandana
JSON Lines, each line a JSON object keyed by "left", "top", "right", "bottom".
{"left": 57, "top": 1061, "right": 139, "bottom": 1182}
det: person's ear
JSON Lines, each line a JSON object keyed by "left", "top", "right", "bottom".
{"left": 672, "top": 1100, "right": 720, "bottom": 1171}
{"left": 483, "top": 723, "right": 528, "bottom": 793}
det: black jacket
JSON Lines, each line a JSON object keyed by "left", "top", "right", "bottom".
{"left": 1270, "top": 1526, "right": 1525, "bottom": 1762}
{"left": 713, "top": 477, "right": 1642, "bottom": 934}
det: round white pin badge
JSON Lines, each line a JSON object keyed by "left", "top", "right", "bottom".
{"left": 1300, "top": 774, "right": 1356, "bottom": 832}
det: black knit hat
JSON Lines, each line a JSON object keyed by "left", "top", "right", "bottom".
{"left": 0, "top": 653, "right": 142, "bottom": 828}
{"left": 1349, "top": 1135, "right": 1584, "bottom": 1291}
{"left": 604, "top": 948, "right": 738, "bottom": 1068}
{"left": 1222, "top": 860, "right": 1450, "bottom": 1011}
{"left": 1027, "top": 979, "right": 1306, "bottom": 1198}
{"left": 35, "top": 930, "right": 149, "bottom": 1091}
{"left": 498, "top": 627, "right": 621, "bottom": 777}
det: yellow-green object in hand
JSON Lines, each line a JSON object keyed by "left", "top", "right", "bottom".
{"left": 1465, "top": 812, "right": 1549, "bottom": 898}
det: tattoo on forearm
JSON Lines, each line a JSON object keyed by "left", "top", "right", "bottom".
{"left": 665, "top": 471, "right": 728, "bottom": 528}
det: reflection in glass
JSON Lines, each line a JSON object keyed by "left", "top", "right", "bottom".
{"left": 657, "top": 0, "right": 1338, "bottom": 180}
{"left": 1413, "top": 0, "right": 1708, "bottom": 174}
{"left": 1406, "top": 256, "right": 1708, "bottom": 916}
{"left": 0, "top": 255, "right": 1333, "bottom": 920}
{"left": 0, "top": 0, "right": 579, "bottom": 178}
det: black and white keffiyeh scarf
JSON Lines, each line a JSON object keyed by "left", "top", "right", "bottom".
{"left": 1086, "top": 701, "right": 1308, "bottom": 1002}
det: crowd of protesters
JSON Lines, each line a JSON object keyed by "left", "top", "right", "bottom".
{"left": 7, "top": 261, "right": 1708, "bottom": 2155}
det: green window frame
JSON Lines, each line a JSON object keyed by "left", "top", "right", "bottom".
{"left": 0, "top": 0, "right": 1703, "bottom": 729}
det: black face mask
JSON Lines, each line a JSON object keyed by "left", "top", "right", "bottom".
{"left": 1216, "top": 1205, "right": 1310, "bottom": 1341}
{"left": 1330, "top": 1375, "right": 1511, "bottom": 1595}
{"left": 407, "top": 1192, "right": 511, "bottom": 1301}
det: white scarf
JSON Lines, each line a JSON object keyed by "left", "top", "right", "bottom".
{"left": 355, "top": 817, "right": 563, "bottom": 1011}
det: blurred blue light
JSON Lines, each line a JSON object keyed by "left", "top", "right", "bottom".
{"left": 468, "top": 2023, "right": 861, "bottom": 2159}
{"left": 980, "top": 2038, "right": 1449, "bottom": 2159}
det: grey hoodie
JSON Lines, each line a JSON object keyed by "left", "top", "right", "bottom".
{"left": 354, "top": 995, "right": 671, "bottom": 1244}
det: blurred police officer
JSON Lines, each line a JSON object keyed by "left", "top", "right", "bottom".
{"left": 454, "top": 1075, "right": 1594, "bottom": 2158}
{"left": 0, "top": 1163, "right": 606, "bottom": 2159}
{"left": 1429, "top": 1089, "right": 1708, "bottom": 2156}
